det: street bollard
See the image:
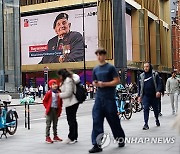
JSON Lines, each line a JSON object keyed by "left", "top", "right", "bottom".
{"left": 20, "top": 96, "right": 34, "bottom": 130}
{"left": 28, "top": 104, "right": 30, "bottom": 130}
{"left": 24, "top": 102, "right": 30, "bottom": 129}
{"left": 25, "top": 102, "right": 27, "bottom": 128}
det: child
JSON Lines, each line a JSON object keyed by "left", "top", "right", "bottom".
{"left": 43, "top": 79, "right": 63, "bottom": 143}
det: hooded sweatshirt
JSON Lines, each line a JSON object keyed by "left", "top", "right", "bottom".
{"left": 138, "top": 65, "right": 161, "bottom": 98}
{"left": 143, "top": 65, "right": 156, "bottom": 97}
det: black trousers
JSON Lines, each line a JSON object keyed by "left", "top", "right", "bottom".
{"left": 142, "top": 96, "right": 159, "bottom": 124}
{"left": 66, "top": 103, "right": 79, "bottom": 141}
{"left": 157, "top": 98, "right": 161, "bottom": 114}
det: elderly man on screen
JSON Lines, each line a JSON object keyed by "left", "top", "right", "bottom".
{"left": 39, "top": 13, "right": 84, "bottom": 64}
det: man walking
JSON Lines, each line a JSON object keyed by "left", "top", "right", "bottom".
{"left": 166, "top": 71, "right": 180, "bottom": 115}
{"left": 89, "top": 48, "right": 125, "bottom": 153}
{"left": 138, "top": 62, "right": 161, "bottom": 130}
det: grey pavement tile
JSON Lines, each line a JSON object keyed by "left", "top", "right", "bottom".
{"left": 99, "top": 146, "right": 142, "bottom": 154}
{"left": 167, "top": 145, "right": 180, "bottom": 153}
{"left": 1, "top": 96, "right": 180, "bottom": 154}
{"left": 138, "top": 149, "right": 179, "bottom": 154}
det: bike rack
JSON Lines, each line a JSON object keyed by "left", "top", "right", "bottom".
{"left": 20, "top": 96, "right": 34, "bottom": 130}
{"left": 25, "top": 101, "right": 30, "bottom": 130}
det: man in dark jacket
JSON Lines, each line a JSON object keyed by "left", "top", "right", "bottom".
{"left": 138, "top": 62, "right": 161, "bottom": 130}
{"left": 39, "top": 13, "right": 84, "bottom": 64}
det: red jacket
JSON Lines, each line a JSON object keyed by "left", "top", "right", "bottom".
{"left": 43, "top": 90, "right": 62, "bottom": 117}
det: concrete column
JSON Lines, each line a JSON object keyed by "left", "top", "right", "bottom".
{"left": 113, "top": 0, "right": 127, "bottom": 85}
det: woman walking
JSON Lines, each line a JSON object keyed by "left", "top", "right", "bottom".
{"left": 58, "top": 69, "right": 80, "bottom": 144}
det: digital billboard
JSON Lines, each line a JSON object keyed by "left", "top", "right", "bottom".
{"left": 21, "top": 7, "right": 98, "bottom": 65}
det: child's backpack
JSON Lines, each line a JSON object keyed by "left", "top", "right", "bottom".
{"left": 74, "top": 82, "right": 87, "bottom": 104}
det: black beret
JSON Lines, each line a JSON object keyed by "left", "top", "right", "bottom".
{"left": 53, "top": 13, "right": 69, "bottom": 29}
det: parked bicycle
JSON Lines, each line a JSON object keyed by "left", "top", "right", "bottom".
{"left": 0, "top": 92, "right": 18, "bottom": 138}
{"left": 116, "top": 87, "right": 132, "bottom": 120}
{"left": 130, "top": 94, "right": 154, "bottom": 113}
{"left": 130, "top": 93, "right": 143, "bottom": 113}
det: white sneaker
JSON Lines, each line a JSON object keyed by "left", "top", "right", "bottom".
{"left": 69, "top": 140, "right": 78, "bottom": 144}
{"left": 63, "top": 138, "right": 77, "bottom": 144}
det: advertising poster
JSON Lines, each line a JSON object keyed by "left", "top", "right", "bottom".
{"left": 21, "top": 7, "right": 98, "bottom": 65}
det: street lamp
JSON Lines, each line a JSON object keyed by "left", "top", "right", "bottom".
{"left": 82, "top": 0, "right": 87, "bottom": 87}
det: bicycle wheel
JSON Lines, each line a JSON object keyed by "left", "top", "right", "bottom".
{"left": 131, "top": 100, "right": 137, "bottom": 113}
{"left": 136, "top": 102, "right": 143, "bottom": 112}
{"left": 6, "top": 110, "right": 18, "bottom": 135}
{"left": 123, "top": 103, "right": 132, "bottom": 120}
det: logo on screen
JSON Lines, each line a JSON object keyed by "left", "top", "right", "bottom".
{"left": 24, "top": 19, "right": 29, "bottom": 27}
{"left": 87, "top": 11, "right": 97, "bottom": 17}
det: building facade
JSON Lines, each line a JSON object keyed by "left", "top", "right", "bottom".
{"left": 171, "top": 0, "right": 180, "bottom": 74}
{"left": 0, "top": 0, "right": 21, "bottom": 92}
{"left": 20, "top": 0, "right": 172, "bottom": 87}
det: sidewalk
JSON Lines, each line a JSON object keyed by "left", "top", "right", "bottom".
{"left": 9, "top": 97, "right": 94, "bottom": 106}
{"left": 0, "top": 95, "right": 180, "bottom": 154}
{"left": 10, "top": 97, "right": 43, "bottom": 106}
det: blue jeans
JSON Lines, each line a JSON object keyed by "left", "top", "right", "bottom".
{"left": 91, "top": 96, "right": 125, "bottom": 145}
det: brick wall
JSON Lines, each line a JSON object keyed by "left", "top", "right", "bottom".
{"left": 172, "top": 1, "right": 180, "bottom": 73}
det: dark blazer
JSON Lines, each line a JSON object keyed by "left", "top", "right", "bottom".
{"left": 39, "top": 31, "right": 84, "bottom": 64}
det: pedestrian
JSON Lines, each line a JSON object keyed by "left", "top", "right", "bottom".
{"left": 35, "top": 87, "right": 38, "bottom": 96}
{"left": 38, "top": 84, "right": 43, "bottom": 99}
{"left": 158, "top": 77, "right": 165, "bottom": 116}
{"left": 29, "top": 86, "right": 35, "bottom": 100}
{"left": 138, "top": 62, "right": 162, "bottom": 130}
{"left": 89, "top": 48, "right": 125, "bottom": 153}
{"left": 43, "top": 79, "right": 63, "bottom": 143}
{"left": 166, "top": 71, "right": 180, "bottom": 115}
{"left": 57, "top": 69, "right": 80, "bottom": 144}
{"left": 18, "top": 85, "right": 24, "bottom": 99}
{"left": 90, "top": 84, "right": 94, "bottom": 99}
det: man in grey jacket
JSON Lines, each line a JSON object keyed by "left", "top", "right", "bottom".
{"left": 166, "top": 71, "right": 180, "bottom": 115}
{"left": 138, "top": 63, "right": 161, "bottom": 130}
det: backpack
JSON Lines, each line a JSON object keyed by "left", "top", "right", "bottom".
{"left": 74, "top": 82, "right": 87, "bottom": 104}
